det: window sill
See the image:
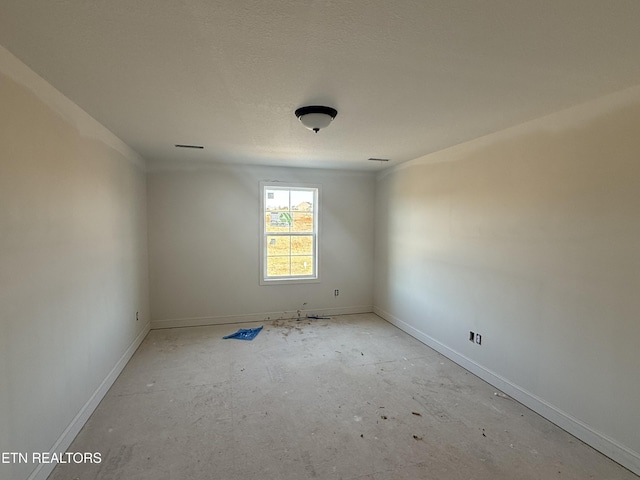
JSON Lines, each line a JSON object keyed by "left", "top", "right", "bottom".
{"left": 260, "top": 277, "right": 321, "bottom": 286}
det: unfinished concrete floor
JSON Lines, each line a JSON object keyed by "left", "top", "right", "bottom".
{"left": 49, "top": 313, "right": 636, "bottom": 480}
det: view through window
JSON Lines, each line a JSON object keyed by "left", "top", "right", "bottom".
{"left": 262, "top": 184, "right": 318, "bottom": 282}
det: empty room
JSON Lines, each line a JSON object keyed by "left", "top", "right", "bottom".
{"left": 1, "top": 1, "right": 639, "bottom": 479}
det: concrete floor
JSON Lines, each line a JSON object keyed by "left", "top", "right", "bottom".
{"left": 49, "top": 313, "right": 637, "bottom": 480}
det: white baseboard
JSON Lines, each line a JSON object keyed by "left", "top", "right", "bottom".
{"left": 373, "top": 306, "right": 640, "bottom": 477}
{"left": 150, "top": 305, "right": 373, "bottom": 329}
{"left": 28, "top": 322, "right": 151, "bottom": 480}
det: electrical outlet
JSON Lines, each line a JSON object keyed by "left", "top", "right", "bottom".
{"left": 136, "top": 312, "right": 139, "bottom": 321}
{"left": 334, "top": 289, "right": 339, "bottom": 296}
{"left": 475, "top": 334, "right": 482, "bottom": 345}
{"left": 469, "top": 331, "right": 475, "bottom": 342}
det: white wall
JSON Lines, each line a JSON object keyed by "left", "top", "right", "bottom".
{"left": 147, "top": 163, "right": 375, "bottom": 328}
{"left": 0, "top": 46, "right": 150, "bottom": 480}
{"left": 374, "top": 86, "right": 640, "bottom": 475}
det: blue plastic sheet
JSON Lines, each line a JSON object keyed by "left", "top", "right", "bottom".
{"left": 222, "top": 326, "right": 263, "bottom": 341}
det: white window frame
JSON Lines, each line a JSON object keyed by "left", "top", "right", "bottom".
{"left": 260, "top": 182, "right": 320, "bottom": 285}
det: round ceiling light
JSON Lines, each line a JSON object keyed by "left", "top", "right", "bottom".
{"left": 295, "top": 105, "right": 338, "bottom": 133}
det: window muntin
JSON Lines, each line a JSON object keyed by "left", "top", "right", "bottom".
{"left": 261, "top": 184, "right": 319, "bottom": 283}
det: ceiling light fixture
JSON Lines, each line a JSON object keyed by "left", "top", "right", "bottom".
{"left": 295, "top": 105, "right": 338, "bottom": 133}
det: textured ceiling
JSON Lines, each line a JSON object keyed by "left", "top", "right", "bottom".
{"left": 1, "top": 0, "right": 640, "bottom": 170}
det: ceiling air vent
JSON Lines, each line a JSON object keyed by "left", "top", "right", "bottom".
{"left": 368, "top": 158, "right": 389, "bottom": 162}
{"left": 175, "top": 144, "right": 204, "bottom": 149}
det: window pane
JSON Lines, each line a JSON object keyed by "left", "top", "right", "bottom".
{"left": 265, "top": 189, "right": 290, "bottom": 211}
{"left": 267, "top": 256, "right": 290, "bottom": 277}
{"left": 291, "top": 235, "right": 313, "bottom": 255}
{"left": 291, "top": 190, "right": 314, "bottom": 211}
{"left": 291, "top": 256, "right": 314, "bottom": 275}
{"left": 265, "top": 212, "right": 292, "bottom": 233}
{"left": 267, "top": 236, "right": 290, "bottom": 256}
{"left": 292, "top": 212, "right": 313, "bottom": 232}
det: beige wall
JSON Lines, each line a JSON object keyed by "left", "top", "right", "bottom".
{"left": 0, "top": 46, "right": 149, "bottom": 480}
{"left": 374, "top": 86, "right": 640, "bottom": 474}
{"left": 147, "top": 163, "right": 375, "bottom": 328}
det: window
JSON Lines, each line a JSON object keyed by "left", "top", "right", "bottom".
{"left": 260, "top": 183, "right": 319, "bottom": 284}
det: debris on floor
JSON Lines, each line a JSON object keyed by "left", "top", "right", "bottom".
{"left": 411, "top": 412, "right": 422, "bottom": 417}
{"left": 413, "top": 435, "right": 423, "bottom": 440}
{"left": 222, "top": 326, "right": 263, "bottom": 341}
{"left": 271, "top": 318, "right": 308, "bottom": 337}
{"left": 307, "top": 315, "right": 331, "bottom": 319}
{"left": 494, "top": 392, "right": 511, "bottom": 400}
